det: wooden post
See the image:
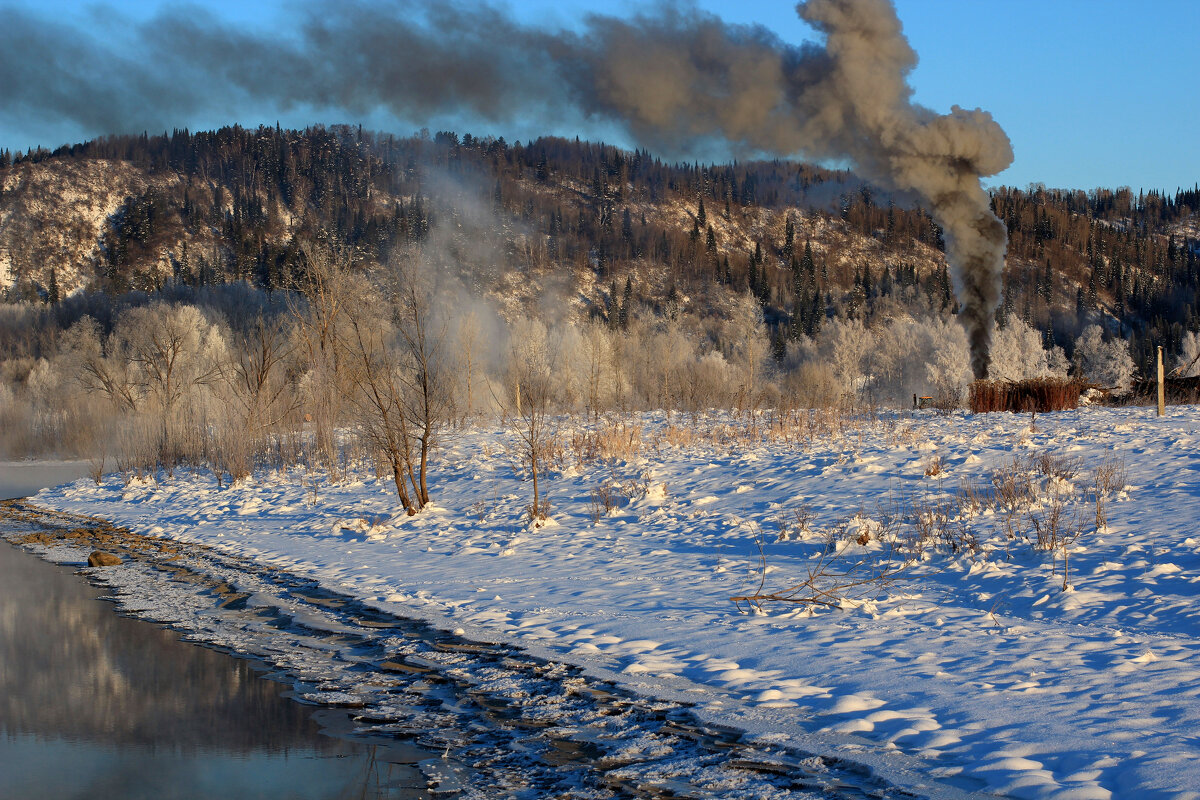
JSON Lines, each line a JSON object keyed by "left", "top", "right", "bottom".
{"left": 1157, "top": 346, "right": 1165, "bottom": 417}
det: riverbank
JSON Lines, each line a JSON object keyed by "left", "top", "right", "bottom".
{"left": 2, "top": 500, "right": 919, "bottom": 799}
{"left": 26, "top": 406, "right": 1200, "bottom": 799}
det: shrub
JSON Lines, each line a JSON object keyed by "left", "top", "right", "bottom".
{"left": 969, "top": 378, "right": 1088, "bottom": 413}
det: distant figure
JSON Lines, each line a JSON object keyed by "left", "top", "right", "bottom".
{"left": 913, "top": 393, "right": 917, "bottom": 409}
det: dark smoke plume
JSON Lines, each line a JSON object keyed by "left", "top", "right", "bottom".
{"left": 0, "top": 0, "right": 1012, "bottom": 376}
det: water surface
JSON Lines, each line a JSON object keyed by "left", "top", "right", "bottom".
{"left": 0, "top": 461, "right": 91, "bottom": 500}
{"left": 0, "top": 538, "right": 427, "bottom": 800}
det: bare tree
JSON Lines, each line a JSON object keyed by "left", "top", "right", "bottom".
{"left": 60, "top": 315, "right": 142, "bottom": 413}
{"left": 212, "top": 314, "right": 299, "bottom": 482}
{"left": 392, "top": 268, "right": 453, "bottom": 507}
{"left": 454, "top": 308, "right": 481, "bottom": 422}
{"left": 338, "top": 256, "right": 453, "bottom": 514}
{"left": 342, "top": 293, "right": 420, "bottom": 513}
{"left": 222, "top": 314, "right": 297, "bottom": 433}
{"left": 290, "top": 238, "right": 356, "bottom": 472}
{"left": 501, "top": 318, "right": 558, "bottom": 524}
{"left": 580, "top": 319, "right": 611, "bottom": 421}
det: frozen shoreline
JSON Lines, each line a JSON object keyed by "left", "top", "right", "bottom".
{"left": 3, "top": 502, "right": 934, "bottom": 800}
{"left": 31, "top": 406, "right": 1200, "bottom": 799}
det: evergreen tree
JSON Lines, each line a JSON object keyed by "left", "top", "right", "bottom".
{"left": 790, "top": 292, "right": 807, "bottom": 340}
{"left": 1040, "top": 260, "right": 1053, "bottom": 302}
{"left": 47, "top": 268, "right": 59, "bottom": 304}
{"left": 697, "top": 196, "right": 707, "bottom": 228}
{"left": 620, "top": 276, "right": 633, "bottom": 328}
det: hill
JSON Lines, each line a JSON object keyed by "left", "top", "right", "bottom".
{"left": 0, "top": 124, "right": 1197, "bottom": 376}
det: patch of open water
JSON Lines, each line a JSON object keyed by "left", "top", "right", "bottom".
{"left": 0, "top": 537, "right": 428, "bottom": 800}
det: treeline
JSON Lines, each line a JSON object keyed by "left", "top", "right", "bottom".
{"left": 2, "top": 124, "right": 1197, "bottom": 378}
{"left": 1, "top": 125, "right": 952, "bottom": 314}
{"left": 988, "top": 185, "right": 1200, "bottom": 370}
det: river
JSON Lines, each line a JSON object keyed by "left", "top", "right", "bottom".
{"left": 0, "top": 468, "right": 427, "bottom": 800}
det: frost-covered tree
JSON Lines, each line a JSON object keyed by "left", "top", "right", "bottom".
{"left": 683, "top": 350, "right": 732, "bottom": 414}
{"left": 819, "top": 316, "right": 873, "bottom": 402}
{"left": 1072, "top": 325, "right": 1135, "bottom": 393}
{"left": 578, "top": 319, "right": 617, "bottom": 419}
{"left": 57, "top": 303, "right": 229, "bottom": 473}
{"left": 845, "top": 313, "right": 971, "bottom": 406}
{"left": 114, "top": 303, "right": 228, "bottom": 418}
{"left": 1175, "top": 331, "right": 1200, "bottom": 378}
{"left": 989, "top": 318, "right": 1067, "bottom": 382}
{"left": 921, "top": 317, "right": 973, "bottom": 401}
{"left": 503, "top": 317, "right": 558, "bottom": 522}
{"left": 60, "top": 315, "right": 142, "bottom": 412}
{"left": 721, "top": 293, "right": 770, "bottom": 410}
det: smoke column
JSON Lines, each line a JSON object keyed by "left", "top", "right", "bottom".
{"left": 0, "top": 0, "right": 1012, "bottom": 375}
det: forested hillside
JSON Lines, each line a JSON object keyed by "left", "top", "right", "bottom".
{"left": 1, "top": 124, "right": 1197, "bottom": 377}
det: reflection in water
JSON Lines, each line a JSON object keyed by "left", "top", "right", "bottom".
{"left": 0, "top": 541, "right": 426, "bottom": 800}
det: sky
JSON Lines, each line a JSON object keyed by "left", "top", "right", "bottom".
{"left": 1, "top": 0, "right": 1196, "bottom": 193}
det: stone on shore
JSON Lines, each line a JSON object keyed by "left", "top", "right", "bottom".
{"left": 87, "top": 551, "right": 122, "bottom": 567}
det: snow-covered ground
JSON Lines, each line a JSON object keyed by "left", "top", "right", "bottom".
{"left": 34, "top": 406, "right": 1200, "bottom": 800}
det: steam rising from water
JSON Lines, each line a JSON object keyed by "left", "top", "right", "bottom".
{"left": 0, "top": 0, "right": 1011, "bottom": 375}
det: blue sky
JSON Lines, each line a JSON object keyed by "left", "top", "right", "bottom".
{"left": 3, "top": 0, "right": 1196, "bottom": 193}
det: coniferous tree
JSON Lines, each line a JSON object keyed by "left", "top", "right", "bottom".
{"left": 607, "top": 279, "right": 620, "bottom": 329}
{"left": 620, "top": 276, "right": 633, "bottom": 328}
{"left": 47, "top": 268, "right": 59, "bottom": 304}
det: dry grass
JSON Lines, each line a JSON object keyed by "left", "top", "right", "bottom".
{"left": 970, "top": 378, "right": 1089, "bottom": 413}
{"left": 775, "top": 505, "right": 816, "bottom": 542}
{"left": 732, "top": 519, "right": 914, "bottom": 613}
{"left": 588, "top": 481, "right": 618, "bottom": 523}
{"left": 1093, "top": 457, "right": 1127, "bottom": 494}
{"left": 741, "top": 439, "right": 1120, "bottom": 608}
{"left": 569, "top": 420, "right": 644, "bottom": 465}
